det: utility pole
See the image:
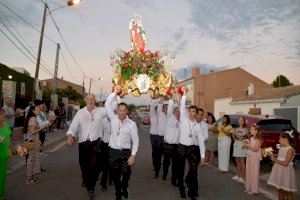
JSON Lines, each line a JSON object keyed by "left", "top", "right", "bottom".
{"left": 88, "top": 77, "right": 92, "bottom": 93}
{"left": 32, "top": 3, "right": 48, "bottom": 101}
{"left": 82, "top": 75, "right": 85, "bottom": 97}
{"left": 99, "top": 86, "right": 103, "bottom": 102}
{"left": 52, "top": 43, "right": 60, "bottom": 94}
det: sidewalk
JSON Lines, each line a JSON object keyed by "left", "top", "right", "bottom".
{"left": 8, "top": 128, "right": 67, "bottom": 174}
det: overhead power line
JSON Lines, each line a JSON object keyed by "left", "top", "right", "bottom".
{"left": 59, "top": 48, "right": 79, "bottom": 82}
{"left": 0, "top": 1, "right": 57, "bottom": 44}
{"left": 0, "top": 20, "right": 54, "bottom": 76}
{"left": 48, "top": 9, "right": 85, "bottom": 75}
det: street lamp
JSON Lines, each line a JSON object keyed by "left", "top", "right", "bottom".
{"left": 8, "top": 75, "right": 12, "bottom": 79}
{"left": 32, "top": 0, "right": 82, "bottom": 101}
{"left": 68, "top": 0, "right": 81, "bottom": 6}
{"left": 51, "top": 0, "right": 82, "bottom": 12}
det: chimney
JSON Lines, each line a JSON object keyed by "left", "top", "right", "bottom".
{"left": 247, "top": 83, "right": 254, "bottom": 95}
{"left": 192, "top": 67, "right": 200, "bottom": 77}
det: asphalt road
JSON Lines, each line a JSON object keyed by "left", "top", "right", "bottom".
{"left": 6, "top": 126, "right": 269, "bottom": 200}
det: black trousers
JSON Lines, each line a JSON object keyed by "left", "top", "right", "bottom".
{"left": 150, "top": 135, "right": 164, "bottom": 174}
{"left": 163, "top": 142, "right": 178, "bottom": 182}
{"left": 79, "top": 138, "right": 102, "bottom": 192}
{"left": 177, "top": 144, "right": 199, "bottom": 198}
{"left": 100, "top": 142, "right": 111, "bottom": 186}
{"left": 39, "top": 131, "right": 46, "bottom": 145}
{"left": 185, "top": 146, "right": 200, "bottom": 193}
{"left": 109, "top": 148, "right": 131, "bottom": 198}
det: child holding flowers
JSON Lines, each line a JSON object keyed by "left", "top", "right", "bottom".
{"left": 268, "top": 130, "right": 297, "bottom": 200}
{"left": 244, "top": 125, "right": 262, "bottom": 195}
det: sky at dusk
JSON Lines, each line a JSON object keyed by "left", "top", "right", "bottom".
{"left": 1, "top": 0, "right": 300, "bottom": 104}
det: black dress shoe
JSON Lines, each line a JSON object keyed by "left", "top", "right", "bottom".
{"left": 40, "top": 168, "right": 46, "bottom": 172}
{"left": 115, "top": 196, "right": 122, "bottom": 200}
{"left": 180, "top": 189, "right": 187, "bottom": 199}
{"left": 154, "top": 172, "right": 159, "bottom": 178}
{"left": 122, "top": 189, "right": 128, "bottom": 199}
{"left": 87, "top": 190, "right": 95, "bottom": 200}
{"left": 162, "top": 174, "right": 167, "bottom": 181}
{"left": 102, "top": 185, "right": 107, "bottom": 191}
{"left": 108, "top": 181, "right": 114, "bottom": 186}
{"left": 171, "top": 180, "right": 178, "bottom": 187}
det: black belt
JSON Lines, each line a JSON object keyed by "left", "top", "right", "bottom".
{"left": 110, "top": 147, "right": 130, "bottom": 152}
{"left": 82, "top": 137, "right": 101, "bottom": 144}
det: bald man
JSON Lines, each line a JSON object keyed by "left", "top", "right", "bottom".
{"left": 2, "top": 97, "right": 16, "bottom": 131}
{"left": 67, "top": 94, "right": 106, "bottom": 200}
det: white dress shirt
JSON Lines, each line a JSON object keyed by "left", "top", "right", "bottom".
{"left": 179, "top": 95, "right": 206, "bottom": 159}
{"left": 102, "top": 94, "right": 121, "bottom": 144}
{"left": 102, "top": 117, "right": 111, "bottom": 143}
{"left": 164, "top": 99, "right": 180, "bottom": 144}
{"left": 67, "top": 106, "right": 106, "bottom": 143}
{"left": 2, "top": 104, "right": 15, "bottom": 127}
{"left": 105, "top": 93, "right": 139, "bottom": 156}
{"left": 36, "top": 111, "right": 50, "bottom": 131}
{"left": 157, "top": 103, "right": 168, "bottom": 137}
{"left": 149, "top": 99, "right": 159, "bottom": 135}
{"left": 199, "top": 121, "right": 209, "bottom": 141}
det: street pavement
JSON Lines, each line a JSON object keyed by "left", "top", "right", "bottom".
{"left": 6, "top": 126, "right": 271, "bottom": 200}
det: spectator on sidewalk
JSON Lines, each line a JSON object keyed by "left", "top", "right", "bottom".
{"left": 25, "top": 101, "right": 34, "bottom": 118}
{"left": 230, "top": 116, "right": 248, "bottom": 183}
{"left": 244, "top": 125, "right": 262, "bottom": 195}
{"left": 2, "top": 97, "right": 20, "bottom": 132}
{"left": 217, "top": 115, "right": 232, "bottom": 173}
{"left": 23, "top": 106, "right": 46, "bottom": 185}
{"left": 48, "top": 103, "right": 56, "bottom": 132}
{"left": 60, "top": 105, "right": 68, "bottom": 129}
{"left": 34, "top": 100, "right": 49, "bottom": 151}
{"left": 0, "top": 108, "right": 12, "bottom": 200}
{"left": 268, "top": 131, "right": 298, "bottom": 200}
{"left": 205, "top": 112, "right": 218, "bottom": 166}
{"left": 54, "top": 106, "right": 61, "bottom": 130}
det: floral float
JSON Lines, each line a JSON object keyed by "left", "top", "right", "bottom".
{"left": 110, "top": 13, "right": 174, "bottom": 98}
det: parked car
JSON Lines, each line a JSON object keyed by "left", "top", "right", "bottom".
{"left": 217, "top": 114, "right": 300, "bottom": 159}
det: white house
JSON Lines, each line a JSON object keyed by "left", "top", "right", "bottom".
{"left": 214, "top": 85, "right": 300, "bottom": 130}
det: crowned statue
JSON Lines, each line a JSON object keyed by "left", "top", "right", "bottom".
{"left": 110, "top": 13, "right": 174, "bottom": 99}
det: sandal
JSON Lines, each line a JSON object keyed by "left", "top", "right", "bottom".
{"left": 26, "top": 178, "right": 38, "bottom": 185}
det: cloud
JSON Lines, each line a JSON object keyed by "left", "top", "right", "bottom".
{"left": 187, "top": 0, "right": 300, "bottom": 62}
{"left": 119, "top": 0, "right": 158, "bottom": 10}
{"left": 160, "top": 27, "right": 189, "bottom": 54}
{"left": 174, "top": 61, "right": 229, "bottom": 80}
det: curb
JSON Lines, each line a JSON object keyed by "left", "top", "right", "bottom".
{"left": 8, "top": 135, "right": 67, "bottom": 175}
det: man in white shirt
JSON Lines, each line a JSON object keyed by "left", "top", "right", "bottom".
{"left": 67, "top": 94, "right": 106, "bottom": 200}
{"left": 162, "top": 97, "right": 180, "bottom": 186}
{"left": 154, "top": 99, "right": 168, "bottom": 178}
{"left": 105, "top": 88, "right": 139, "bottom": 200}
{"left": 149, "top": 99, "right": 160, "bottom": 178}
{"left": 177, "top": 89, "right": 205, "bottom": 200}
{"left": 2, "top": 97, "right": 16, "bottom": 131}
{"left": 185, "top": 107, "right": 209, "bottom": 197}
{"left": 99, "top": 97, "right": 119, "bottom": 191}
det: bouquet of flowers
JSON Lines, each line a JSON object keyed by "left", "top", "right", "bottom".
{"left": 262, "top": 147, "right": 273, "bottom": 158}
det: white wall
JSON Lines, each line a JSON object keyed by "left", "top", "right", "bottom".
{"left": 283, "top": 94, "right": 300, "bottom": 107}
{"left": 214, "top": 97, "right": 281, "bottom": 118}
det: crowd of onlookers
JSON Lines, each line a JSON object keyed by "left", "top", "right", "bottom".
{"left": 0, "top": 97, "right": 74, "bottom": 200}
{"left": 197, "top": 112, "right": 297, "bottom": 199}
